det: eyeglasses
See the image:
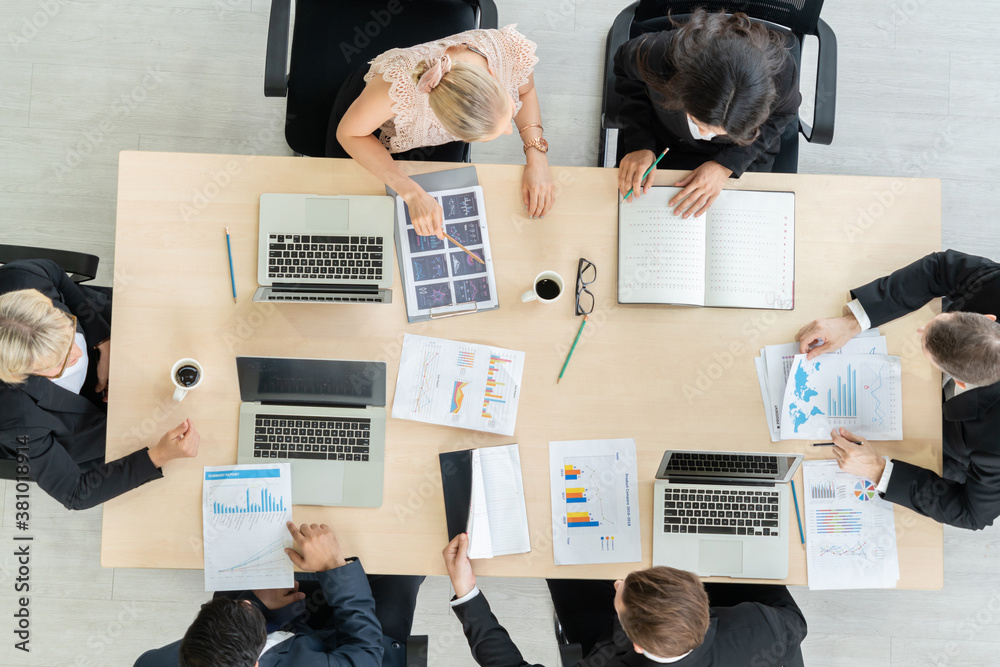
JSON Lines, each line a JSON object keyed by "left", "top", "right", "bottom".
{"left": 41, "top": 314, "right": 77, "bottom": 379}
{"left": 576, "top": 258, "right": 596, "bottom": 316}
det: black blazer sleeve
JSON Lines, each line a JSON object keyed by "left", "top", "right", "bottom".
{"left": 2, "top": 259, "right": 111, "bottom": 348}
{"left": 6, "top": 426, "right": 162, "bottom": 510}
{"left": 850, "top": 250, "right": 1000, "bottom": 327}
{"left": 452, "top": 591, "right": 545, "bottom": 667}
{"left": 707, "top": 584, "right": 807, "bottom": 664}
{"left": 613, "top": 34, "right": 667, "bottom": 156}
{"left": 711, "top": 35, "right": 801, "bottom": 177}
{"left": 882, "top": 457, "right": 1000, "bottom": 530}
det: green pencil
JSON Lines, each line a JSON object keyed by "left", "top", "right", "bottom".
{"left": 557, "top": 315, "right": 588, "bottom": 384}
{"left": 621, "top": 147, "right": 670, "bottom": 201}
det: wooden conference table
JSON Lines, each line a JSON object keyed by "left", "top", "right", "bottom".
{"left": 102, "top": 151, "right": 943, "bottom": 588}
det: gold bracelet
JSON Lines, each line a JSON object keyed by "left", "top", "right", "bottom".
{"left": 518, "top": 123, "right": 543, "bottom": 134}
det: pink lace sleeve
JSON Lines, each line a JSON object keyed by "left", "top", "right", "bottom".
{"left": 466, "top": 24, "right": 539, "bottom": 113}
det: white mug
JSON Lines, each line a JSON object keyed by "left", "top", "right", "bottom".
{"left": 171, "top": 358, "right": 204, "bottom": 402}
{"left": 521, "top": 271, "right": 565, "bottom": 303}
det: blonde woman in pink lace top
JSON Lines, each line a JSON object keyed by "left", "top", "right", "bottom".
{"left": 335, "top": 25, "right": 555, "bottom": 239}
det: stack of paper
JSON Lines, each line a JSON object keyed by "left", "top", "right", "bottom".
{"left": 802, "top": 460, "right": 900, "bottom": 589}
{"left": 466, "top": 444, "right": 532, "bottom": 559}
{"left": 754, "top": 331, "right": 903, "bottom": 441}
{"left": 548, "top": 439, "right": 641, "bottom": 565}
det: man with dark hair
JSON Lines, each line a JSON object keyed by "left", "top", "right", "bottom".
{"left": 442, "top": 534, "right": 807, "bottom": 666}
{"left": 797, "top": 250, "right": 1000, "bottom": 529}
{"left": 137, "top": 522, "right": 422, "bottom": 667}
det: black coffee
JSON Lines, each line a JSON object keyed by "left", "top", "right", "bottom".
{"left": 536, "top": 278, "right": 561, "bottom": 300}
{"left": 176, "top": 365, "right": 200, "bottom": 387}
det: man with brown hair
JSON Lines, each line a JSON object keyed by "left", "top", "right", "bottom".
{"left": 797, "top": 250, "right": 1000, "bottom": 529}
{"left": 443, "top": 534, "right": 807, "bottom": 666}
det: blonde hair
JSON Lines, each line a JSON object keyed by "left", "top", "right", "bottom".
{"left": 412, "top": 60, "right": 510, "bottom": 142}
{"left": 0, "top": 289, "right": 76, "bottom": 384}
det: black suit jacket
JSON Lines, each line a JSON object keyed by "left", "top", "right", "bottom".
{"left": 452, "top": 585, "right": 806, "bottom": 667}
{"left": 851, "top": 250, "right": 1000, "bottom": 529}
{"left": 134, "top": 560, "right": 384, "bottom": 667}
{"left": 0, "top": 259, "right": 162, "bottom": 510}
{"left": 612, "top": 30, "right": 801, "bottom": 177}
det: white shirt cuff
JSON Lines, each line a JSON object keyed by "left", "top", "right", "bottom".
{"left": 450, "top": 586, "right": 481, "bottom": 607}
{"left": 845, "top": 298, "right": 872, "bottom": 332}
{"left": 875, "top": 458, "right": 894, "bottom": 494}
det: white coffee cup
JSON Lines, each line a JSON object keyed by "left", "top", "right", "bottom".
{"left": 521, "top": 270, "right": 565, "bottom": 303}
{"left": 171, "top": 358, "right": 204, "bottom": 402}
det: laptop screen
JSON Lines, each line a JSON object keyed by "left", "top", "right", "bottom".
{"left": 655, "top": 451, "right": 802, "bottom": 484}
{"left": 236, "top": 356, "right": 386, "bottom": 408}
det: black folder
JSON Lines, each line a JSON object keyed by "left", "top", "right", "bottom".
{"left": 438, "top": 449, "right": 474, "bottom": 541}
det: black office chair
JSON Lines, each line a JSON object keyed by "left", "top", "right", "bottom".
{"left": 599, "top": 0, "right": 837, "bottom": 174}
{"left": 264, "top": 0, "right": 498, "bottom": 159}
{"left": 0, "top": 245, "right": 107, "bottom": 480}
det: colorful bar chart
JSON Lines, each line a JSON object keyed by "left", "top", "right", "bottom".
{"left": 213, "top": 487, "right": 285, "bottom": 515}
{"left": 457, "top": 349, "right": 476, "bottom": 369}
{"left": 810, "top": 480, "right": 836, "bottom": 501}
{"left": 815, "top": 509, "right": 863, "bottom": 534}
{"left": 481, "top": 354, "right": 511, "bottom": 419}
{"left": 567, "top": 511, "right": 600, "bottom": 528}
{"left": 826, "top": 364, "right": 858, "bottom": 417}
{"left": 566, "top": 487, "right": 586, "bottom": 503}
{"left": 564, "top": 465, "right": 581, "bottom": 480}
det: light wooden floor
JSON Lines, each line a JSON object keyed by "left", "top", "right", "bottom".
{"left": 1, "top": 0, "right": 999, "bottom": 665}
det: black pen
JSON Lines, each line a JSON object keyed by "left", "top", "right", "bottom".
{"left": 813, "top": 440, "right": 862, "bottom": 446}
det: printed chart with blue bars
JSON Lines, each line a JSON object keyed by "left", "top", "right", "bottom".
{"left": 203, "top": 463, "right": 294, "bottom": 591}
{"left": 562, "top": 456, "right": 618, "bottom": 545}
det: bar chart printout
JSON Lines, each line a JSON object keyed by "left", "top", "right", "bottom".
{"left": 549, "top": 439, "right": 641, "bottom": 565}
{"left": 802, "top": 460, "right": 899, "bottom": 590}
{"left": 203, "top": 463, "right": 294, "bottom": 591}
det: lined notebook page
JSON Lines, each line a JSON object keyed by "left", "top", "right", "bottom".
{"left": 467, "top": 453, "right": 495, "bottom": 559}
{"left": 475, "top": 444, "right": 531, "bottom": 557}
{"left": 619, "top": 187, "right": 706, "bottom": 305}
{"left": 705, "top": 190, "right": 795, "bottom": 309}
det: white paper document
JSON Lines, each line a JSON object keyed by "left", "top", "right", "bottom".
{"left": 802, "top": 459, "right": 900, "bottom": 590}
{"left": 755, "top": 331, "right": 888, "bottom": 440}
{"left": 202, "top": 463, "right": 294, "bottom": 592}
{"left": 467, "top": 444, "right": 531, "bottom": 559}
{"left": 618, "top": 187, "right": 794, "bottom": 309}
{"left": 392, "top": 333, "right": 524, "bottom": 436}
{"left": 779, "top": 353, "right": 903, "bottom": 440}
{"left": 395, "top": 186, "right": 499, "bottom": 320}
{"left": 549, "top": 439, "right": 641, "bottom": 565}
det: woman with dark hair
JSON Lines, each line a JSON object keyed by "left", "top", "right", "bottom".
{"left": 613, "top": 9, "right": 801, "bottom": 218}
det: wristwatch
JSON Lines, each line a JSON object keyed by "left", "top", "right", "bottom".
{"left": 523, "top": 137, "right": 549, "bottom": 154}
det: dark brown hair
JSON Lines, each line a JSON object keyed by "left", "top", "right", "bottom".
{"left": 637, "top": 9, "right": 791, "bottom": 145}
{"left": 179, "top": 598, "right": 267, "bottom": 667}
{"left": 619, "top": 566, "right": 710, "bottom": 658}
{"left": 924, "top": 312, "right": 1000, "bottom": 386}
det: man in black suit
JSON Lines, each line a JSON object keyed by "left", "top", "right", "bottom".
{"left": 797, "top": 250, "right": 1000, "bottom": 530}
{"left": 442, "top": 534, "right": 806, "bottom": 667}
{"left": 136, "top": 522, "right": 423, "bottom": 667}
{"left": 0, "top": 259, "right": 199, "bottom": 509}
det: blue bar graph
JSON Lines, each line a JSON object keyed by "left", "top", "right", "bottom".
{"left": 213, "top": 487, "right": 285, "bottom": 514}
{"left": 826, "top": 364, "right": 858, "bottom": 417}
{"left": 568, "top": 521, "right": 600, "bottom": 528}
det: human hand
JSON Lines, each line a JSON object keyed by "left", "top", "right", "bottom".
{"left": 830, "top": 427, "right": 886, "bottom": 483}
{"left": 442, "top": 533, "right": 477, "bottom": 599}
{"left": 284, "top": 522, "right": 347, "bottom": 572}
{"left": 95, "top": 339, "right": 110, "bottom": 401}
{"left": 402, "top": 187, "right": 444, "bottom": 239}
{"left": 522, "top": 158, "right": 554, "bottom": 218}
{"left": 669, "top": 161, "right": 732, "bottom": 218}
{"left": 148, "top": 419, "right": 200, "bottom": 468}
{"left": 618, "top": 150, "right": 657, "bottom": 202}
{"left": 796, "top": 314, "right": 863, "bottom": 359}
{"left": 252, "top": 581, "right": 306, "bottom": 610}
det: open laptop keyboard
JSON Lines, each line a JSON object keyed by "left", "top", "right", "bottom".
{"left": 662, "top": 486, "right": 780, "bottom": 537}
{"left": 665, "top": 452, "right": 779, "bottom": 475}
{"left": 267, "top": 235, "right": 384, "bottom": 281}
{"left": 252, "top": 415, "right": 371, "bottom": 461}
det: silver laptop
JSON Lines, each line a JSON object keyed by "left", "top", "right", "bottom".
{"left": 254, "top": 193, "right": 394, "bottom": 303}
{"left": 652, "top": 450, "right": 803, "bottom": 579}
{"left": 235, "top": 356, "right": 386, "bottom": 507}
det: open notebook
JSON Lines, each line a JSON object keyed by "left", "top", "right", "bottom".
{"left": 439, "top": 444, "right": 531, "bottom": 559}
{"left": 618, "top": 187, "right": 795, "bottom": 309}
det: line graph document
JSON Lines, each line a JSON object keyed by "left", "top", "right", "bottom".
{"left": 549, "top": 439, "right": 641, "bottom": 565}
{"left": 392, "top": 334, "right": 524, "bottom": 435}
{"left": 803, "top": 459, "right": 899, "bottom": 590}
{"left": 779, "top": 353, "right": 903, "bottom": 440}
{"left": 203, "top": 463, "right": 294, "bottom": 591}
